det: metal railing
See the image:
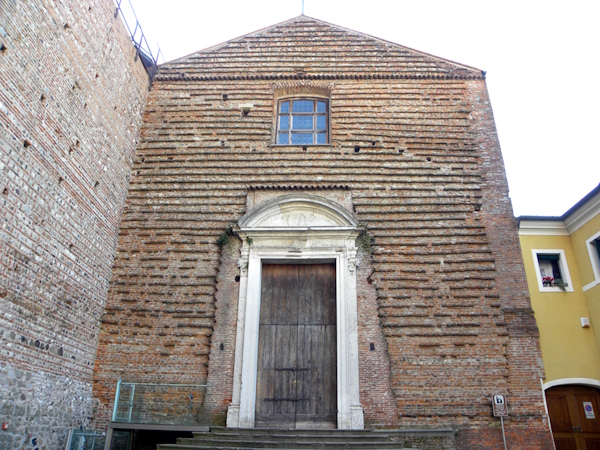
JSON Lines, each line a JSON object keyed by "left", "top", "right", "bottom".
{"left": 114, "top": 0, "right": 162, "bottom": 80}
{"left": 65, "top": 429, "right": 104, "bottom": 450}
{"left": 111, "top": 379, "right": 212, "bottom": 426}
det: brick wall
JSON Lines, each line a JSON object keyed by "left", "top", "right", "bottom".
{"left": 205, "top": 235, "right": 242, "bottom": 425}
{"left": 92, "top": 15, "right": 553, "bottom": 448}
{"left": 0, "top": 0, "right": 149, "bottom": 447}
{"left": 465, "top": 79, "right": 552, "bottom": 448}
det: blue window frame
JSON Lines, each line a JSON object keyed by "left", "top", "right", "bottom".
{"left": 277, "top": 99, "right": 328, "bottom": 145}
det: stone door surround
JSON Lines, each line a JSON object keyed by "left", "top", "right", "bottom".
{"left": 226, "top": 194, "right": 365, "bottom": 429}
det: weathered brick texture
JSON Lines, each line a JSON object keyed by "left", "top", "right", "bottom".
{"left": 92, "top": 15, "right": 553, "bottom": 448}
{"left": 0, "top": 0, "right": 148, "bottom": 447}
{"left": 205, "top": 235, "right": 242, "bottom": 425}
{"left": 356, "top": 246, "right": 400, "bottom": 428}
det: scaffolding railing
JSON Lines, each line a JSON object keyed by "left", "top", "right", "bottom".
{"left": 113, "top": 0, "right": 162, "bottom": 81}
{"left": 111, "top": 379, "right": 212, "bottom": 426}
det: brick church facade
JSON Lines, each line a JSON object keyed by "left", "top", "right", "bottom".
{"left": 92, "top": 15, "right": 553, "bottom": 448}
{"left": 0, "top": 3, "right": 554, "bottom": 448}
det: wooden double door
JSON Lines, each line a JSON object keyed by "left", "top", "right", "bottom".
{"left": 547, "top": 385, "right": 600, "bottom": 449}
{"left": 255, "top": 263, "right": 337, "bottom": 428}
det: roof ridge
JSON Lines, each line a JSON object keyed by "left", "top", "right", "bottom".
{"left": 161, "top": 15, "right": 483, "bottom": 74}
{"left": 161, "top": 15, "right": 307, "bottom": 66}
{"left": 298, "top": 15, "right": 482, "bottom": 74}
{"left": 155, "top": 73, "right": 484, "bottom": 82}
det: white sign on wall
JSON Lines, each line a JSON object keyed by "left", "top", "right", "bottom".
{"left": 493, "top": 395, "right": 508, "bottom": 417}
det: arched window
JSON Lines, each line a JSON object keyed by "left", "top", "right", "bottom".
{"left": 276, "top": 98, "right": 328, "bottom": 145}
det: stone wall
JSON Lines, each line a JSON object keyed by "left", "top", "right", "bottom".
{"left": 0, "top": 364, "right": 95, "bottom": 450}
{"left": 0, "top": 0, "right": 149, "bottom": 447}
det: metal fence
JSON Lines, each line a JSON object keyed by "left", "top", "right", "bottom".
{"left": 112, "top": 379, "right": 212, "bottom": 426}
{"left": 113, "top": 0, "right": 162, "bottom": 80}
{"left": 65, "top": 429, "right": 104, "bottom": 450}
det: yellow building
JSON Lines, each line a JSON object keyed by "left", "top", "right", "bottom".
{"left": 519, "top": 183, "right": 600, "bottom": 448}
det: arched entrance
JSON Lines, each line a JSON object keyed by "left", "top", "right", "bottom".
{"left": 225, "top": 194, "right": 365, "bottom": 429}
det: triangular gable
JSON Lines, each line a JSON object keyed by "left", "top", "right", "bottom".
{"left": 158, "top": 15, "right": 482, "bottom": 79}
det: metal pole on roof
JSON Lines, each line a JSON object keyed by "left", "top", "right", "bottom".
{"left": 156, "top": 44, "right": 163, "bottom": 64}
{"left": 302, "top": 0, "right": 304, "bottom": 15}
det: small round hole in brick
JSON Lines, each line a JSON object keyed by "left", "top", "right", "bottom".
{"left": 354, "top": 146, "right": 360, "bottom": 153}
{"left": 94, "top": 181, "right": 99, "bottom": 188}
{"left": 235, "top": 275, "right": 240, "bottom": 282}
{"left": 372, "top": 141, "right": 376, "bottom": 147}
{"left": 2, "top": 188, "right": 8, "bottom": 195}
{"left": 302, "top": 146, "right": 307, "bottom": 151}
{"left": 426, "top": 157, "right": 432, "bottom": 162}
{"left": 398, "top": 149, "right": 404, "bottom": 154}
{"left": 222, "top": 94, "right": 228, "bottom": 101}
{"left": 58, "top": 177, "right": 64, "bottom": 185}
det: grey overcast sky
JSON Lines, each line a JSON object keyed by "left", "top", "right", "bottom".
{"left": 124, "top": 0, "right": 599, "bottom": 217}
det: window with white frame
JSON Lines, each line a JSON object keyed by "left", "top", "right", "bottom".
{"left": 586, "top": 230, "right": 600, "bottom": 284}
{"left": 532, "top": 249, "right": 574, "bottom": 292}
{"left": 276, "top": 98, "right": 328, "bottom": 145}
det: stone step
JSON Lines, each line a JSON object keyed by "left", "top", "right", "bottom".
{"left": 196, "top": 428, "right": 430, "bottom": 438}
{"left": 202, "top": 427, "right": 387, "bottom": 436}
{"left": 192, "top": 432, "right": 393, "bottom": 441}
{"left": 158, "top": 427, "right": 457, "bottom": 450}
{"left": 200, "top": 426, "right": 451, "bottom": 435}
{"left": 175, "top": 438, "right": 410, "bottom": 448}
{"left": 159, "top": 445, "right": 415, "bottom": 450}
